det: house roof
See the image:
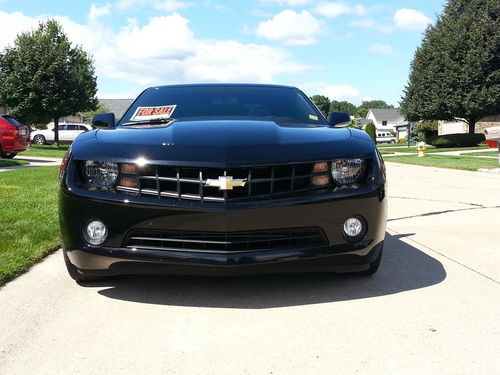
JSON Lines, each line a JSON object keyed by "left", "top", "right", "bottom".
{"left": 368, "top": 108, "right": 404, "bottom": 122}
{"left": 99, "top": 99, "right": 134, "bottom": 120}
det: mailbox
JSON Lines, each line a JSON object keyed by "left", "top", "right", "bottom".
{"left": 484, "top": 126, "right": 500, "bottom": 165}
{"left": 484, "top": 126, "right": 500, "bottom": 148}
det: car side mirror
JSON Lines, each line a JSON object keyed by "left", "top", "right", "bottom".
{"left": 92, "top": 113, "right": 115, "bottom": 128}
{"left": 328, "top": 112, "right": 351, "bottom": 127}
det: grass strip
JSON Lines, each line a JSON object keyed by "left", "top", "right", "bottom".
{"left": 0, "top": 159, "right": 29, "bottom": 167}
{"left": 383, "top": 154, "right": 499, "bottom": 171}
{"left": 21, "top": 144, "right": 69, "bottom": 159}
{"left": 0, "top": 167, "right": 60, "bottom": 286}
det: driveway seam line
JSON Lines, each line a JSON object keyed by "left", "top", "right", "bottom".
{"left": 387, "top": 227, "right": 499, "bottom": 285}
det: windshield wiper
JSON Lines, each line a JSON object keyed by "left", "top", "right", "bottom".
{"left": 121, "top": 118, "right": 175, "bottom": 126}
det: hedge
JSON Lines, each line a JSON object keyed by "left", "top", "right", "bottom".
{"left": 365, "top": 122, "right": 376, "bottom": 144}
{"left": 426, "top": 134, "right": 485, "bottom": 148}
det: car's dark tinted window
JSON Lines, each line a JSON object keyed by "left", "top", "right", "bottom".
{"left": 2, "top": 115, "right": 22, "bottom": 126}
{"left": 67, "top": 125, "right": 77, "bottom": 130}
{"left": 58, "top": 125, "right": 67, "bottom": 131}
{"left": 119, "top": 86, "right": 327, "bottom": 126}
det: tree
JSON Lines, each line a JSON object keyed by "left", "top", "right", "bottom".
{"left": 365, "top": 122, "right": 377, "bottom": 144}
{"left": 356, "top": 100, "right": 394, "bottom": 118}
{"left": 415, "top": 120, "right": 438, "bottom": 142}
{"left": 0, "top": 20, "right": 98, "bottom": 146}
{"left": 310, "top": 95, "right": 330, "bottom": 117}
{"left": 400, "top": 0, "right": 500, "bottom": 134}
{"left": 330, "top": 100, "right": 357, "bottom": 115}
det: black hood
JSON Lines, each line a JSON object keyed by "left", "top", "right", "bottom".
{"left": 72, "top": 120, "right": 374, "bottom": 166}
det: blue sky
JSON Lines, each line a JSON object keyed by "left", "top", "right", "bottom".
{"left": 0, "top": 0, "right": 447, "bottom": 105}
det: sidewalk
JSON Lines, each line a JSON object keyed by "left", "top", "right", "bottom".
{"left": 0, "top": 156, "right": 62, "bottom": 172}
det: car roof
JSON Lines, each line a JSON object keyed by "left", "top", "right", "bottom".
{"left": 146, "top": 83, "right": 299, "bottom": 91}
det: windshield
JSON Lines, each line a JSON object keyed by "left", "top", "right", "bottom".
{"left": 2, "top": 115, "right": 22, "bottom": 126}
{"left": 118, "top": 85, "right": 327, "bottom": 126}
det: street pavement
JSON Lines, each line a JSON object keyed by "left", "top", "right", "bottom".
{"left": 0, "top": 163, "right": 499, "bottom": 374}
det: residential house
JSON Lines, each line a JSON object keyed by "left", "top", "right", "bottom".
{"left": 395, "top": 124, "right": 410, "bottom": 140}
{"left": 366, "top": 108, "right": 407, "bottom": 133}
{"left": 353, "top": 118, "right": 372, "bottom": 129}
{"left": 99, "top": 98, "right": 134, "bottom": 121}
{"left": 438, "top": 115, "right": 500, "bottom": 135}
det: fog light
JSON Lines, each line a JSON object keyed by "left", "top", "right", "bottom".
{"left": 83, "top": 220, "right": 108, "bottom": 246}
{"left": 342, "top": 217, "right": 366, "bottom": 242}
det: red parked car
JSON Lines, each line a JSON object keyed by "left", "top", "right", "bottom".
{"left": 0, "top": 114, "right": 30, "bottom": 158}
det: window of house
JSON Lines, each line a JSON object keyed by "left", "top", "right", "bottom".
{"left": 382, "top": 121, "right": 388, "bottom": 126}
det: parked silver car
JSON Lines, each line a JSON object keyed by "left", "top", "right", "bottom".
{"left": 376, "top": 131, "right": 397, "bottom": 144}
{"left": 30, "top": 123, "right": 95, "bottom": 145}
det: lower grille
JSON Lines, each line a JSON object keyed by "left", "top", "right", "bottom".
{"left": 123, "top": 227, "right": 329, "bottom": 253}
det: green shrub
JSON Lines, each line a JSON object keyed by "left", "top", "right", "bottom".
{"left": 365, "top": 122, "right": 376, "bottom": 144}
{"left": 427, "top": 133, "right": 485, "bottom": 148}
{"left": 397, "top": 137, "right": 408, "bottom": 144}
{"left": 416, "top": 120, "right": 438, "bottom": 141}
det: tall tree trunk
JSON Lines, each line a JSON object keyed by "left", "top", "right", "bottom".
{"left": 468, "top": 119, "right": 476, "bottom": 134}
{"left": 53, "top": 117, "right": 59, "bottom": 148}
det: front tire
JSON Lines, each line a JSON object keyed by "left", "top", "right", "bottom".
{"left": 0, "top": 152, "right": 17, "bottom": 159}
{"left": 33, "top": 135, "right": 46, "bottom": 145}
{"left": 63, "top": 250, "right": 108, "bottom": 283}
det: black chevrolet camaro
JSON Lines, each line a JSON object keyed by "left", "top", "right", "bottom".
{"left": 59, "top": 84, "right": 387, "bottom": 282}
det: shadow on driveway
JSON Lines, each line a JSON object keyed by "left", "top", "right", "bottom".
{"left": 95, "top": 232, "right": 446, "bottom": 308}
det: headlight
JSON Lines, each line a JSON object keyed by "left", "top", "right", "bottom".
{"left": 331, "top": 158, "right": 365, "bottom": 186}
{"left": 83, "top": 161, "right": 118, "bottom": 189}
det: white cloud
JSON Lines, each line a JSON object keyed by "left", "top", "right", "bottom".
{"left": 313, "top": 2, "right": 366, "bottom": 18}
{"left": 349, "top": 18, "right": 374, "bottom": 28}
{"left": 369, "top": 43, "right": 394, "bottom": 55}
{"left": 0, "top": 11, "right": 39, "bottom": 48}
{"left": 114, "top": 0, "right": 143, "bottom": 10}
{"left": 394, "top": 8, "right": 431, "bottom": 31}
{"left": 88, "top": 4, "right": 111, "bottom": 22}
{"left": 256, "top": 10, "right": 322, "bottom": 45}
{"left": 0, "top": 10, "right": 307, "bottom": 87}
{"left": 114, "top": 0, "right": 189, "bottom": 12}
{"left": 154, "top": 0, "right": 190, "bottom": 12}
{"left": 260, "top": 0, "right": 313, "bottom": 6}
{"left": 321, "top": 85, "right": 360, "bottom": 102}
{"left": 293, "top": 81, "right": 365, "bottom": 104}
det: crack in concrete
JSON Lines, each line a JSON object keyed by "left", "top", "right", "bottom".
{"left": 389, "top": 195, "right": 486, "bottom": 207}
{"left": 388, "top": 205, "right": 500, "bottom": 222}
{"left": 388, "top": 227, "right": 499, "bottom": 285}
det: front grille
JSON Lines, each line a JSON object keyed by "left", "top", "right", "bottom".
{"left": 117, "top": 163, "right": 332, "bottom": 202}
{"left": 123, "top": 227, "right": 329, "bottom": 253}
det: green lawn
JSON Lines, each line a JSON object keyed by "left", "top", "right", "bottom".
{"left": 459, "top": 150, "right": 498, "bottom": 157}
{"left": 0, "top": 159, "right": 29, "bottom": 167}
{"left": 22, "top": 144, "right": 69, "bottom": 158}
{"left": 0, "top": 167, "right": 60, "bottom": 286}
{"left": 384, "top": 154, "right": 499, "bottom": 171}
{"left": 378, "top": 144, "right": 488, "bottom": 155}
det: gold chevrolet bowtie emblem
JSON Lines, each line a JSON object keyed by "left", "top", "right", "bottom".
{"left": 205, "top": 176, "right": 247, "bottom": 190}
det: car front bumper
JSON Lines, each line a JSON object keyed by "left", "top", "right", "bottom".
{"left": 59, "top": 160, "right": 387, "bottom": 276}
{"left": 60, "top": 186, "right": 387, "bottom": 275}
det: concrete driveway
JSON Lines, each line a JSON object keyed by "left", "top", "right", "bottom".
{"left": 0, "top": 163, "right": 499, "bottom": 374}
